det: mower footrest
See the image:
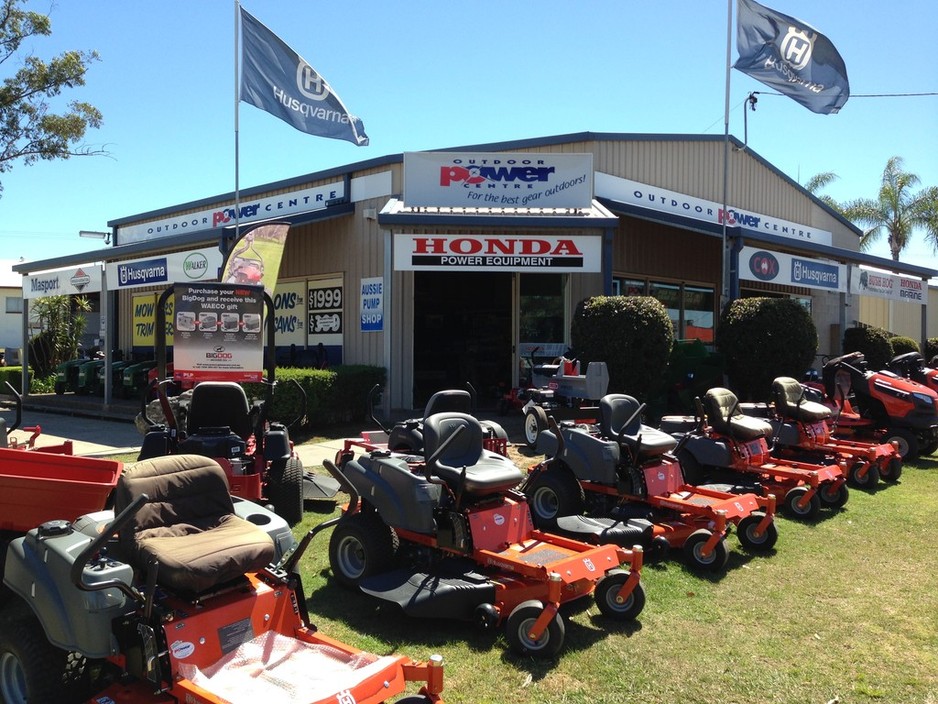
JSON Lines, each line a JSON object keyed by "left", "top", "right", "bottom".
{"left": 554, "top": 515, "right": 653, "bottom": 548}
{"left": 360, "top": 563, "right": 496, "bottom": 621}
{"left": 302, "top": 472, "right": 341, "bottom": 500}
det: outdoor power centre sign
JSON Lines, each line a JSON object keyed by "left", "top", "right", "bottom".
{"left": 393, "top": 234, "right": 602, "bottom": 273}
{"left": 403, "top": 152, "right": 594, "bottom": 209}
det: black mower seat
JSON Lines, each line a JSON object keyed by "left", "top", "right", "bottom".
{"left": 600, "top": 394, "right": 678, "bottom": 459}
{"left": 115, "top": 455, "right": 275, "bottom": 594}
{"left": 423, "top": 412, "right": 523, "bottom": 497}
{"left": 555, "top": 514, "right": 654, "bottom": 547}
{"left": 703, "top": 388, "right": 773, "bottom": 442}
{"left": 772, "top": 377, "right": 831, "bottom": 423}
{"left": 187, "top": 381, "right": 254, "bottom": 440}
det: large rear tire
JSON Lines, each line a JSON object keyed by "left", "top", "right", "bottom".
{"left": 523, "top": 468, "right": 584, "bottom": 528}
{"left": 0, "top": 610, "right": 87, "bottom": 704}
{"left": 328, "top": 513, "right": 398, "bottom": 588}
{"left": 267, "top": 457, "right": 304, "bottom": 526}
{"left": 885, "top": 428, "right": 919, "bottom": 461}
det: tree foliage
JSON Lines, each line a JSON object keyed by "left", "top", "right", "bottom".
{"left": 27, "top": 293, "right": 90, "bottom": 375}
{"left": 570, "top": 295, "right": 674, "bottom": 400}
{"left": 0, "top": 0, "right": 103, "bottom": 195}
{"left": 841, "top": 157, "right": 934, "bottom": 260}
{"left": 716, "top": 297, "right": 817, "bottom": 400}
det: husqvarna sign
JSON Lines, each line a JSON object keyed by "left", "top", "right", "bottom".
{"left": 740, "top": 246, "right": 845, "bottom": 292}
{"left": 403, "top": 152, "right": 593, "bottom": 209}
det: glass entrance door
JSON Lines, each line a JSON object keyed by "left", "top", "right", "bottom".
{"left": 516, "top": 274, "right": 566, "bottom": 387}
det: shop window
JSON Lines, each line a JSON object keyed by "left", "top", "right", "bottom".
{"left": 5, "top": 296, "right": 23, "bottom": 314}
{"left": 649, "top": 281, "right": 681, "bottom": 337}
{"left": 612, "top": 277, "right": 646, "bottom": 296}
{"left": 683, "top": 286, "right": 715, "bottom": 343}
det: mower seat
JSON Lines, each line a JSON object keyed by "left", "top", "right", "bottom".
{"left": 186, "top": 381, "right": 254, "bottom": 440}
{"left": 772, "top": 377, "right": 831, "bottom": 423}
{"left": 115, "top": 455, "right": 275, "bottom": 594}
{"left": 600, "top": 394, "right": 677, "bottom": 460}
{"left": 703, "top": 388, "right": 772, "bottom": 442}
{"left": 423, "top": 412, "right": 523, "bottom": 498}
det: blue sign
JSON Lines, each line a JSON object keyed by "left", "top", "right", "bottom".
{"left": 117, "top": 258, "right": 169, "bottom": 287}
{"left": 791, "top": 258, "right": 839, "bottom": 290}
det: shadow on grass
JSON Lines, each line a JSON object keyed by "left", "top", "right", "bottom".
{"left": 304, "top": 571, "right": 645, "bottom": 671}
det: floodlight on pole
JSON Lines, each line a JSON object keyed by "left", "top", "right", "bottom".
{"left": 79, "top": 230, "right": 111, "bottom": 244}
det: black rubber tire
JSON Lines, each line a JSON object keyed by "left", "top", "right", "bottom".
{"left": 0, "top": 609, "right": 86, "bottom": 704}
{"left": 523, "top": 406, "right": 549, "bottom": 449}
{"left": 328, "top": 513, "right": 398, "bottom": 588}
{"left": 505, "top": 600, "right": 565, "bottom": 658}
{"left": 885, "top": 428, "right": 919, "bottom": 461}
{"left": 848, "top": 462, "right": 880, "bottom": 489}
{"left": 736, "top": 512, "right": 779, "bottom": 552}
{"left": 594, "top": 569, "right": 645, "bottom": 621}
{"left": 818, "top": 481, "right": 849, "bottom": 509}
{"left": 54, "top": 382, "right": 65, "bottom": 395}
{"left": 267, "top": 457, "right": 304, "bottom": 527}
{"left": 676, "top": 449, "right": 706, "bottom": 485}
{"left": 682, "top": 529, "right": 729, "bottom": 572}
{"left": 880, "top": 456, "right": 903, "bottom": 483}
{"left": 524, "top": 468, "right": 584, "bottom": 528}
{"left": 920, "top": 440, "right": 938, "bottom": 457}
{"left": 783, "top": 486, "right": 821, "bottom": 520}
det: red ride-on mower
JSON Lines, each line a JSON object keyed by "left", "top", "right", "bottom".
{"left": 0, "top": 454, "right": 445, "bottom": 704}
{"left": 327, "top": 411, "right": 646, "bottom": 658}
{"left": 885, "top": 352, "right": 938, "bottom": 455}
{"left": 744, "top": 377, "right": 902, "bottom": 488}
{"left": 807, "top": 352, "right": 938, "bottom": 460}
{"left": 663, "top": 387, "right": 849, "bottom": 521}
{"left": 1, "top": 381, "right": 74, "bottom": 454}
{"left": 523, "top": 394, "right": 778, "bottom": 573}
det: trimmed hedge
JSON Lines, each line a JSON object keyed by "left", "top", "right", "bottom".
{"left": 926, "top": 338, "right": 938, "bottom": 364}
{"left": 716, "top": 297, "right": 817, "bottom": 400}
{"left": 889, "top": 336, "right": 920, "bottom": 356}
{"left": 842, "top": 325, "right": 893, "bottom": 371}
{"left": 570, "top": 296, "right": 674, "bottom": 400}
{"left": 0, "top": 367, "right": 31, "bottom": 394}
{"left": 245, "top": 364, "right": 386, "bottom": 428}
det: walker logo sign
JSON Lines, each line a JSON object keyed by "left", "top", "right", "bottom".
{"left": 106, "top": 247, "right": 222, "bottom": 291}
{"left": 595, "top": 172, "right": 833, "bottom": 246}
{"left": 394, "top": 234, "right": 602, "bottom": 273}
{"left": 741, "top": 246, "right": 845, "bottom": 292}
{"left": 404, "top": 152, "right": 593, "bottom": 209}
{"left": 23, "top": 265, "right": 102, "bottom": 299}
{"left": 850, "top": 266, "right": 925, "bottom": 305}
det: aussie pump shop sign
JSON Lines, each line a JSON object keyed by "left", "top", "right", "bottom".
{"left": 403, "top": 152, "right": 594, "bottom": 209}
{"left": 23, "top": 265, "right": 102, "bottom": 299}
{"left": 393, "top": 234, "right": 602, "bottom": 273}
{"left": 741, "top": 246, "right": 845, "bottom": 292}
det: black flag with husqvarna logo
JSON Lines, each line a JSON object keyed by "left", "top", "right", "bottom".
{"left": 239, "top": 6, "right": 369, "bottom": 145}
{"left": 734, "top": 0, "right": 849, "bottom": 114}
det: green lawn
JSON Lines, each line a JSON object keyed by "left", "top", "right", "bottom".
{"left": 293, "top": 457, "right": 938, "bottom": 704}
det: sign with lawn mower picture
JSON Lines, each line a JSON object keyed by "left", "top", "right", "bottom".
{"left": 171, "top": 282, "right": 265, "bottom": 382}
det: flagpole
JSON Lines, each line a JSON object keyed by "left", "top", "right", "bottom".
{"left": 232, "top": 0, "right": 241, "bottom": 259}
{"left": 721, "top": 0, "right": 733, "bottom": 309}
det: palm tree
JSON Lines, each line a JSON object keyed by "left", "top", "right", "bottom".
{"left": 804, "top": 171, "right": 843, "bottom": 212}
{"left": 841, "top": 156, "right": 932, "bottom": 260}
{"left": 916, "top": 185, "right": 938, "bottom": 254}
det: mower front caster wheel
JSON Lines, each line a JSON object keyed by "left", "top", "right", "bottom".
{"left": 818, "top": 481, "right": 849, "bottom": 509}
{"left": 782, "top": 486, "right": 821, "bottom": 520}
{"left": 682, "top": 530, "right": 729, "bottom": 572}
{"left": 847, "top": 462, "right": 880, "bottom": 489}
{"left": 736, "top": 512, "right": 778, "bottom": 552}
{"left": 879, "top": 457, "right": 903, "bottom": 483}
{"left": 505, "top": 600, "right": 565, "bottom": 658}
{"left": 594, "top": 569, "right": 645, "bottom": 621}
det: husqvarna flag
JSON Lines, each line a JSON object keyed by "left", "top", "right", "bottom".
{"left": 734, "top": 0, "right": 849, "bottom": 114}
{"left": 239, "top": 7, "right": 369, "bottom": 145}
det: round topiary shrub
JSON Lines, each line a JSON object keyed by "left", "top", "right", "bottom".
{"left": 926, "top": 337, "right": 938, "bottom": 365}
{"left": 716, "top": 297, "right": 818, "bottom": 400}
{"left": 570, "top": 296, "right": 673, "bottom": 400}
{"left": 843, "top": 325, "right": 893, "bottom": 371}
{"left": 889, "top": 336, "right": 920, "bottom": 357}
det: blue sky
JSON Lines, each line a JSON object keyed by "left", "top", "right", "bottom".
{"left": 2, "top": 0, "right": 936, "bottom": 269}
